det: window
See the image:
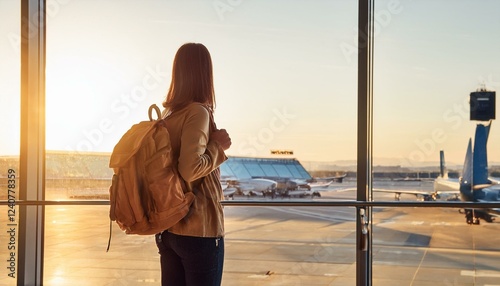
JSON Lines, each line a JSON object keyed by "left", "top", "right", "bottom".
{"left": 43, "top": 1, "right": 358, "bottom": 284}
{"left": 372, "top": 1, "right": 500, "bottom": 284}
{"left": 10, "top": 1, "right": 500, "bottom": 285}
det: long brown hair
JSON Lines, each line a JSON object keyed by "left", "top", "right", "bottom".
{"left": 163, "top": 43, "right": 215, "bottom": 112}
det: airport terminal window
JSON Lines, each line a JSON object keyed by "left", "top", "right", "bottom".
{"left": 26, "top": 0, "right": 500, "bottom": 285}
{"left": 12, "top": 0, "right": 500, "bottom": 285}
{"left": 260, "top": 163, "right": 280, "bottom": 177}
{"left": 41, "top": 1, "right": 358, "bottom": 284}
{"left": 371, "top": 0, "right": 500, "bottom": 284}
{"left": 7, "top": 0, "right": 500, "bottom": 284}
{"left": 286, "top": 164, "right": 308, "bottom": 179}
{"left": 273, "top": 164, "right": 294, "bottom": 178}
{"left": 243, "top": 162, "right": 266, "bottom": 177}
{"left": 225, "top": 161, "right": 252, "bottom": 179}
{"left": 219, "top": 163, "right": 235, "bottom": 179}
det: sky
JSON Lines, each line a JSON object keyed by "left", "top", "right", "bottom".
{"left": 1, "top": 0, "right": 500, "bottom": 167}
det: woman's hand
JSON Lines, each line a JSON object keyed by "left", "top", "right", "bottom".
{"left": 210, "top": 129, "right": 232, "bottom": 151}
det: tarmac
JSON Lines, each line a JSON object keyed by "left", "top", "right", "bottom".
{"left": 1, "top": 181, "right": 500, "bottom": 285}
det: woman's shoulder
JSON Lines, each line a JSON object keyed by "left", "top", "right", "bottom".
{"left": 183, "top": 102, "right": 210, "bottom": 117}
{"left": 166, "top": 102, "right": 208, "bottom": 120}
{"left": 168, "top": 102, "right": 210, "bottom": 124}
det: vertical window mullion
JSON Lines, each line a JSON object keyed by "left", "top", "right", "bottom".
{"left": 357, "top": 0, "right": 374, "bottom": 285}
{"left": 19, "top": 0, "right": 46, "bottom": 285}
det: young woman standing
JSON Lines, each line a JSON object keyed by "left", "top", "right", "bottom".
{"left": 156, "top": 43, "right": 231, "bottom": 286}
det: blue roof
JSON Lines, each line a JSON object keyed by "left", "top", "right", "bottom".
{"left": 220, "top": 156, "right": 311, "bottom": 180}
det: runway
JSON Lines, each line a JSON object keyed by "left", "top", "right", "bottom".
{"left": 1, "top": 180, "right": 499, "bottom": 285}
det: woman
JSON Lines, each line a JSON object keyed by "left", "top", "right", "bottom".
{"left": 155, "top": 43, "right": 231, "bottom": 286}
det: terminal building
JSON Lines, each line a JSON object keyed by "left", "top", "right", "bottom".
{"left": 220, "top": 156, "right": 312, "bottom": 181}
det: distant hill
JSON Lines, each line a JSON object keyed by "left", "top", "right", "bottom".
{"left": 1, "top": 152, "right": 465, "bottom": 177}
{"left": 0, "top": 151, "right": 112, "bottom": 178}
{"left": 5, "top": 151, "right": 500, "bottom": 199}
{"left": 302, "top": 160, "right": 451, "bottom": 172}
{"left": 45, "top": 151, "right": 112, "bottom": 179}
{"left": 0, "top": 151, "right": 112, "bottom": 199}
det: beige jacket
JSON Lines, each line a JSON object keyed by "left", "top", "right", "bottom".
{"left": 163, "top": 102, "right": 227, "bottom": 237}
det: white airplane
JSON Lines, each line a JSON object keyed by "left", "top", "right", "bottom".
{"left": 222, "top": 178, "right": 277, "bottom": 198}
{"left": 317, "top": 174, "right": 347, "bottom": 183}
{"left": 222, "top": 177, "right": 321, "bottom": 198}
{"left": 276, "top": 179, "right": 321, "bottom": 198}
{"left": 374, "top": 123, "right": 500, "bottom": 224}
{"left": 438, "top": 123, "right": 500, "bottom": 224}
{"left": 290, "top": 178, "right": 334, "bottom": 189}
{"left": 308, "top": 180, "right": 334, "bottom": 189}
{"left": 373, "top": 151, "right": 460, "bottom": 202}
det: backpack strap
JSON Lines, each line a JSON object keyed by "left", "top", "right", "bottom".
{"left": 148, "top": 104, "right": 162, "bottom": 121}
{"left": 160, "top": 103, "right": 214, "bottom": 194}
{"left": 159, "top": 105, "right": 192, "bottom": 198}
{"left": 201, "top": 104, "right": 217, "bottom": 132}
{"left": 106, "top": 220, "right": 113, "bottom": 252}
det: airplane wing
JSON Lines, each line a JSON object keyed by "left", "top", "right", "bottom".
{"left": 308, "top": 180, "right": 334, "bottom": 189}
{"left": 318, "top": 174, "right": 347, "bottom": 183}
{"left": 324, "top": 187, "right": 458, "bottom": 201}
{"left": 372, "top": 189, "right": 444, "bottom": 201}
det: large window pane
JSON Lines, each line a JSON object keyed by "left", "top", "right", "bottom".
{"left": 373, "top": 0, "right": 500, "bottom": 284}
{"left": 44, "top": 205, "right": 159, "bottom": 285}
{"left": 374, "top": 0, "right": 500, "bottom": 172}
{"left": 42, "top": 204, "right": 357, "bottom": 285}
{"left": 45, "top": 0, "right": 358, "bottom": 283}
{"left": 0, "top": 1, "right": 20, "bottom": 285}
{"left": 45, "top": 0, "right": 358, "bottom": 187}
{"left": 372, "top": 205, "right": 500, "bottom": 285}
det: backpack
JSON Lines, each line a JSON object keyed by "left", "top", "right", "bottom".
{"left": 107, "top": 104, "right": 195, "bottom": 240}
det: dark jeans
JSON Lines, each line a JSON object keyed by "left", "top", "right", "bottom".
{"left": 155, "top": 231, "right": 224, "bottom": 286}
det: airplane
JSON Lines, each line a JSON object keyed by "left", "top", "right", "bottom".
{"left": 431, "top": 150, "right": 460, "bottom": 200}
{"left": 222, "top": 177, "right": 321, "bottom": 198}
{"left": 373, "top": 167, "right": 458, "bottom": 202}
{"left": 222, "top": 178, "right": 277, "bottom": 198}
{"left": 371, "top": 122, "right": 500, "bottom": 224}
{"left": 304, "top": 174, "right": 347, "bottom": 185}
{"left": 446, "top": 122, "right": 500, "bottom": 224}
{"left": 372, "top": 145, "right": 460, "bottom": 202}
{"left": 281, "top": 179, "right": 321, "bottom": 197}
{"left": 313, "top": 174, "right": 347, "bottom": 183}
{"left": 308, "top": 180, "right": 334, "bottom": 189}
{"left": 290, "top": 179, "right": 328, "bottom": 190}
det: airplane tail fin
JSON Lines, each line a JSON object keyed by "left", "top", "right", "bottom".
{"left": 439, "top": 150, "right": 448, "bottom": 179}
{"left": 472, "top": 123, "right": 490, "bottom": 185}
{"left": 461, "top": 139, "right": 473, "bottom": 186}
{"left": 459, "top": 138, "right": 474, "bottom": 200}
{"left": 460, "top": 123, "right": 491, "bottom": 200}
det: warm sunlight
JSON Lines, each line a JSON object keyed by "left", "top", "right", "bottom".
{"left": 3, "top": 0, "right": 500, "bottom": 166}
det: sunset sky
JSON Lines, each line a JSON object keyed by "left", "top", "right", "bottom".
{"left": 2, "top": 0, "right": 500, "bottom": 167}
